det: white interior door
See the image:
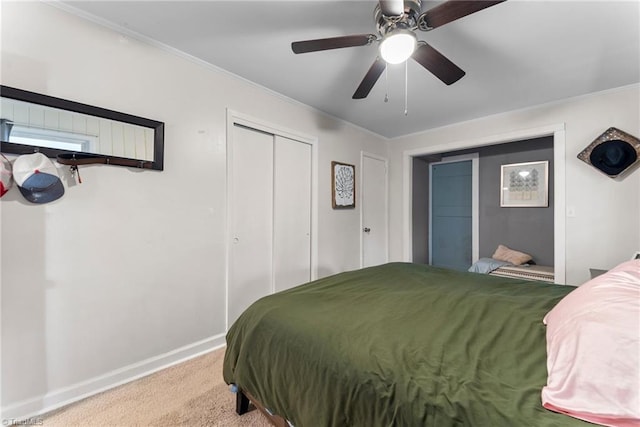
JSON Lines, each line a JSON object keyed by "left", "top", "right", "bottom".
{"left": 273, "top": 135, "right": 312, "bottom": 291}
{"left": 228, "top": 124, "right": 274, "bottom": 327}
{"left": 361, "top": 153, "right": 388, "bottom": 267}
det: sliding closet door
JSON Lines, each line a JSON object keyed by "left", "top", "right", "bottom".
{"left": 273, "top": 136, "right": 312, "bottom": 292}
{"left": 228, "top": 124, "right": 274, "bottom": 326}
{"left": 228, "top": 124, "right": 313, "bottom": 328}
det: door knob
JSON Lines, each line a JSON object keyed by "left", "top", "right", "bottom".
{"left": 363, "top": 227, "right": 371, "bottom": 233}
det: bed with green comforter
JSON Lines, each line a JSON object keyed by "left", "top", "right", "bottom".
{"left": 223, "top": 262, "right": 593, "bottom": 426}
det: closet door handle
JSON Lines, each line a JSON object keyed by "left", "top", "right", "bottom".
{"left": 363, "top": 227, "right": 371, "bottom": 233}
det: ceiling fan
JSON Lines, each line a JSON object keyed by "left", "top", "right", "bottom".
{"left": 291, "top": 0, "right": 506, "bottom": 99}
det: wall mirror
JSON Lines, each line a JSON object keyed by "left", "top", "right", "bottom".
{"left": 0, "top": 85, "right": 164, "bottom": 170}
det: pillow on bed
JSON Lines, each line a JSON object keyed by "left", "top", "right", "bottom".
{"left": 492, "top": 244, "right": 532, "bottom": 265}
{"left": 542, "top": 260, "right": 640, "bottom": 427}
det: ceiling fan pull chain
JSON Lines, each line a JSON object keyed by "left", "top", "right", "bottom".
{"left": 384, "top": 65, "right": 389, "bottom": 102}
{"left": 404, "top": 60, "right": 408, "bottom": 116}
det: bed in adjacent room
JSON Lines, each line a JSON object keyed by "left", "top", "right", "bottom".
{"left": 468, "top": 244, "right": 555, "bottom": 283}
{"left": 223, "top": 261, "right": 639, "bottom": 427}
{"left": 469, "top": 258, "right": 555, "bottom": 283}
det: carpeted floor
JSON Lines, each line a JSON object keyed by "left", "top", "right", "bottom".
{"left": 42, "top": 347, "right": 272, "bottom": 426}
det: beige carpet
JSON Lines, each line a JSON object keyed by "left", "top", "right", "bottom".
{"left": 43, "top": 347, "right": 272, "bottom": 426}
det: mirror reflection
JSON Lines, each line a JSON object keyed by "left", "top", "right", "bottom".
{"left": 0, "top": 86, "right": 164, "bottom": 170}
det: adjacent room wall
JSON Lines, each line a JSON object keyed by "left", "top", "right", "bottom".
{"left": 477, "top": 137, "right": 554, "bottom": 266}
{"left": 388, "top": 84, "right": 640, "bottom": 285}
{"left": 412, "top": 137, "right": 555, "bottom": 267}
{"left": 0, "top": 2, "right": 388, "bottom": 418}
{"left": 411, "top": 157, "right": 430, "bottom": 264}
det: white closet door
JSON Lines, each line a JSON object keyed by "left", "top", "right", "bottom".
{"left": 228, "top": 124, "right": 274, "bottom": 327}
{"left": 273, "top": 136, "right": 312, "bottom": 291}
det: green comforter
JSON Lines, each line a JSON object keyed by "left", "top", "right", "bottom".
{"left": 223, "top": 262, "right": 593, "bottom": 427}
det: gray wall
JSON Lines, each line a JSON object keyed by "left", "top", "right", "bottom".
{"left": 412, "top": 157, "right": 431, "bottom": 263}
{"left": 477, "top": 137, "right": 554, "bottom": 266}
{"left": 413, "top": 136, "right": 554, "bottom": 267}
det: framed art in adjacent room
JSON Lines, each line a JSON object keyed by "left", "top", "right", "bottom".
{"left": 500, "top": 160, "right": 549, "bottom": 207}
{"left": 331, "top": 161, "right": 355, "bottom": 209}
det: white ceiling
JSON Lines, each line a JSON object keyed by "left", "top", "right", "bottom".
{"left": 57, "top": 1, "right": 640, "bottom": 139}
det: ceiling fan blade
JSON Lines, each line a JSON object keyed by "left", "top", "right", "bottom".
{"left": 379, "top": 0, "right": 405, "bottom": 17}
{"left": 419, "top": 0, "right": 506, "bottom": 30}
{"left": 353, "top": 58, "right": 386, "bottom": 99}
{"left": 412, "top": 43, "right": 465, "bottom": 85}
{"left": 291, "top": 34, "right": 375, "bottom": 54}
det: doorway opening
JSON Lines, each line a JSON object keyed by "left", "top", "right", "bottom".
{"left": 403, "top": 124, "right": 566, "bottom": 283}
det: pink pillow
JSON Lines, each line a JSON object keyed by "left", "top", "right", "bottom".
{"left": 542, "top": 260, "right": 640, "bottom": 427}
{"left": 492, "top": 244, "right": 532, "bottom": 265}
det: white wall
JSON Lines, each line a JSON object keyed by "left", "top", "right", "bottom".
{"left": 387, "top": 84, "right": 640, "bottom": 285}
{"left": 0, "top": 2, "right": 387, "bottom": 418}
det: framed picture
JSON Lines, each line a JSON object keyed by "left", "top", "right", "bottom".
{"left": 500, "top": 160, "right": 549, "bottom": 207}
{"left": 331, "top": 161, "right": 355, "bottom": 209}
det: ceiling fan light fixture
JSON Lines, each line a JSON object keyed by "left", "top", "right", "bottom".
{"left": 379, "top": 30, "right": 417, "bottom": 64}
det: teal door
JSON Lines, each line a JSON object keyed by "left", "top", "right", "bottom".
{"left": 430, "top": 160, "right": 472, "bottom": 271}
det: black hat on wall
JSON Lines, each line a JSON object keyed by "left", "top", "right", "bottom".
{"left": 578, "top": 127, "right": 640, "bottom": 178}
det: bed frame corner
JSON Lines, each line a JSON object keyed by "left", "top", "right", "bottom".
{"left": 236, "top": 388, "right": 250, "bottom": 415}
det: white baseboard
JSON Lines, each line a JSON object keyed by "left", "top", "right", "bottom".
{"left": 1, "top": 334, "right": 227, "bottom": 422}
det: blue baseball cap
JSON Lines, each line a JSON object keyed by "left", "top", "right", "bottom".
{"left": 12, "top": 153, "right": 64, "bottom": 203}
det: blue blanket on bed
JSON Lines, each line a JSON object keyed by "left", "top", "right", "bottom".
{"left": 468, "top": 257, "right": 512, "bottom": 273}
